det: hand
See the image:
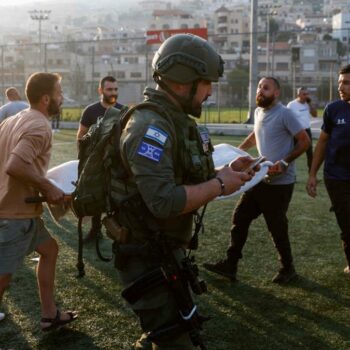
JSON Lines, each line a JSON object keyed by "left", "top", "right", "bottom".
{"left": 44, "top": 184, "right": 65, "bottom": 205}
{"left": 267, "top": 160, "right": 286, "bottom": 176}
{"left": 306, "top": 176, "right": 318, "bottom": 198}
{"left": 229, "top": 156, "right": 262, "bottom": 175}
{"left": 216, "top": 166, "right": 252, "bottom": 196}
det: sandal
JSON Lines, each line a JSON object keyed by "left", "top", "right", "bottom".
{"left": 41, "top": 309, "right": 78, "bottom": 332}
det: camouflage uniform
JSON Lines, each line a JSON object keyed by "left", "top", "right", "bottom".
{"left": 114, "top": 33, "right": 224, "bottom": 350}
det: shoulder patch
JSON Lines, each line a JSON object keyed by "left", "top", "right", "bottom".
{"left": 144, "top": 126, "right": 168, "bottom": 146}
{"left": 137, "top": 141, "right": 163, "bottom": 162}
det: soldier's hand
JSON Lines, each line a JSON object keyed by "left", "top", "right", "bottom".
{"left": 230, "top": 156, "right": 263, "bottom": 175}
{"left": 217, "top": 166, "right": 252, "bottom": 196}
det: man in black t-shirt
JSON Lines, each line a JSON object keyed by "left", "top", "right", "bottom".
{"left": 76, "top": 76, "right": 124, "bottom": 243}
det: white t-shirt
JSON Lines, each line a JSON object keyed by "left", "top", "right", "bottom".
{"left": 286, "top": 99, "right": 311, "bottom": 129}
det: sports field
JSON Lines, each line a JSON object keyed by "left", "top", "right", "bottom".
{"left": 1, "top": 130, "right": 349, "bottom": 350}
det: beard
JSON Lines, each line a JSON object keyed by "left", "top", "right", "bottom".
{"left": 256, "top": 95, "right": 275, "bottom": 108}
{"left": 48, "top": 97, "right": 61, "bottom": 116}
{"left": 103, "top": 94, "right": 118, "bottom": 105}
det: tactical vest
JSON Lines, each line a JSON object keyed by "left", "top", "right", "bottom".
{"left": 113, "top": 105, "right": 216, "bottom": 202}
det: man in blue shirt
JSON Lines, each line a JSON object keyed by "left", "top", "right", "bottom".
{"left": 76, "top": 76, "right": 124, "bottom": 243}
{"left": 307, "top": 64, "right": 350, "bottom": 275}
{"left": 0, "top": 87, "right": 28, "bottom": 123}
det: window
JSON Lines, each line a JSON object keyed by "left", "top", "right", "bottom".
{"left": 303, "top": 63, "right": 315, "bottom": 71}
{"left": 276, "top": 62, "right": 289, "bottom": 71}
{"left": 130, "top": 72, "right": 142, "bottom": 78}
{"left": 116, "top": 71, "right": 125, "bottom": 79}
{"left": 303, "top": 48, "right": 315, "bottom": 57}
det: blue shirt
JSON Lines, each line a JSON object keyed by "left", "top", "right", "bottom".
{"left": 0, "top": 101, "right": 29, "bottom": 123}
{"left": 322, "top": 100, "right": 350, "bottom": 180}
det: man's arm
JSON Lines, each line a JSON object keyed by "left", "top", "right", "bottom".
{"left": 308, "top": 102, "right": 318, "bottom": 118}
{"left": 306, "top": 130, "right": 329, "bottom": 197}
{"left": 182, "top": 166, "right": 252, "bottom": 214}
{"left": 284, "top": 129, "right": 310, "bottom": 163}
{"left": 5, "top": 153, "right": 64, "bottom": 204}
{"left": 268, "top": 129, "right": 310, "bottom": 175}
{"left": 238, "top": 131, "right": 256, "bottom": 151}
{"left": 76, "top": 124, "right": 89, "bottom": 148}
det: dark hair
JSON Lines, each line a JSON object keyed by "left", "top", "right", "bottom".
{"left": 261, "top": 76, "right": 280, "bottom": 89}
{"left": 297, "top": 86, "right": 307, "bottom": 94}
{"left": 25, "top": 72, "right": 61, "bottom": 104}
{"left": 99, "top": 76, "right": 116, "bottom": 89}
{"left": 339, "top": 64, "right": 350, "bottom": 75}
{"left": 5, "top": 87, "right": 20, "bottom": 99}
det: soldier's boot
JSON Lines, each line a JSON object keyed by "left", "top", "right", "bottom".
{"left": 203, "top": 259, "right": 237, "bottom": 281}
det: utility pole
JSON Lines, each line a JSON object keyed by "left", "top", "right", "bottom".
{"left": 247, "top": 0, "right": 258, "bottom": 124}
{"left": 29, "top": 10, "right": 51, "bottom": 70}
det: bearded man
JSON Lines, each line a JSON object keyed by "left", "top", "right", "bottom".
{"left": 204, "top": 77, "right": 310, "bottom": 284}
{"left": 76, "top": 76, "right": 124, "bottom": 243}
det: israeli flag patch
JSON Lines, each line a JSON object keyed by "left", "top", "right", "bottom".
{"left": 144, "top": 126, "right": 168, "bottom": 146}
{"left": 137, "top": 141, "right": 163, "bottom": 162}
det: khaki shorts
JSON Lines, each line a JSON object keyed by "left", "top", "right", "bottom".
{"left": 0, "top": 217, "right": 52, "bottom": 275}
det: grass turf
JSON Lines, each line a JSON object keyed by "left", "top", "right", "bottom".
{"left": 1, "top": 130, "right": 349, "bottom": 350}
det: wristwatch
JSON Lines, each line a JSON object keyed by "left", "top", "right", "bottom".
{"left": 280, "top": 159, "right": 289, "bottom": 169}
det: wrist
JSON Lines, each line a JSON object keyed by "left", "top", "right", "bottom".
{"left": 280, "top": 159, "right": 289, "bottom": 169}
{"left": 214, "top": 177, "right": 225, "bottom": 196}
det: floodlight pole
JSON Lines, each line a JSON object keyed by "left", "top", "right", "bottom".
{"left": 247, "top": 0, "right": 258, "bottom": 124}
{"left": 29, "top": 10, "right": 51, "bottom": 69}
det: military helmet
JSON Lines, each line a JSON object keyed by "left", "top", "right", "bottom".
{"left": 152, "top": 34, "right": 224, "bottom": 84}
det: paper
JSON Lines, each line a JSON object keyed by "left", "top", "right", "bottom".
{"left": 213, "top": 144, "right": 272, "bottom": 199}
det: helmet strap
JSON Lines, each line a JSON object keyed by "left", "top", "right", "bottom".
{"left": 154, "top": 74, "right": 201, "bottom": 118}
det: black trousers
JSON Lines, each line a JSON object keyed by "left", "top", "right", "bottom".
{"left": 227, "top": 182, "right": 295, "bottom": 269}
{"left": 324, "top": 178, "right": 350, "bottom": 266}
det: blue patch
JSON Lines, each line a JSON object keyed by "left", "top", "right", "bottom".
{"left": 137, "top": 141, "right": 163, "bottom": 162}
{"left": 200, "top": 130, "right": 210, "bottom": 144}
{"left": 144, "top": 126, "right": 168, "bottom": 146}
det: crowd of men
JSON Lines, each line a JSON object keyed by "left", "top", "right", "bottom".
{"left": 0, "top": 34, "right": 349, "bottom": 349}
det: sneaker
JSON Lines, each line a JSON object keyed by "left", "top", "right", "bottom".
{"left": 0, "top": 312, "right": 5, "bottom": 321}
{"left": 203, "top": 259, "right": 237, "bottom": 281}
{"left": 344, "top": 266, "right": 350, "bottom": 275}
{"left": 83, "top": 229, "right": 103, "bottom": 244}
{"left": 272, "top": 265, "right": 297, "bottom": 284}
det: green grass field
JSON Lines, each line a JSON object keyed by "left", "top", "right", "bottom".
{"left": 1, "top": 130, "right": 349, "bottom": 350}
{"left": 61, "top": 107, "right": 324, "bottom": 124}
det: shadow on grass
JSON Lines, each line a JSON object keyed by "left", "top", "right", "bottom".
{"left": 202, "top": 275, "right": 350, "bottom": 350}
{"left": 0, "top": 315, "right": 32, "bottom": 349}
{"left": 38, "top": 328, "right": 102, "bottom": 350}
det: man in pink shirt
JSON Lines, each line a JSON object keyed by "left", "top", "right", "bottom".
{"left": 0, "top": 72, "right": 77, "bottom": 331}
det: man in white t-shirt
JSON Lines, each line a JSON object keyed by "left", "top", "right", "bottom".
{"left": 287, "top": 87, "right": 317, "bottom": 172}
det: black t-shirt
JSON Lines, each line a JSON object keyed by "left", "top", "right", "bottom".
{"left": 80, "top": 101, "right": 124, "bottom": 128}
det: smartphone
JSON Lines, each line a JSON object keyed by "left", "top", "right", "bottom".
{"left": 243, "top": 156, "right": 266, "bottom": 173}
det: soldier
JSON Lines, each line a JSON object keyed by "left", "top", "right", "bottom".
{"left": 112, "top": 34, "right": 255, "bottom": 349}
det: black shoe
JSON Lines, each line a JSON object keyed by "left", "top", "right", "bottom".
{"left": 83, "top": 229, "right": 102, "bottom": 244}
{"left": 272, "top": 265, "right": 297, "bottom": 284}
{"left": 203, "top": 260, "right": 237, "bottom": 281}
